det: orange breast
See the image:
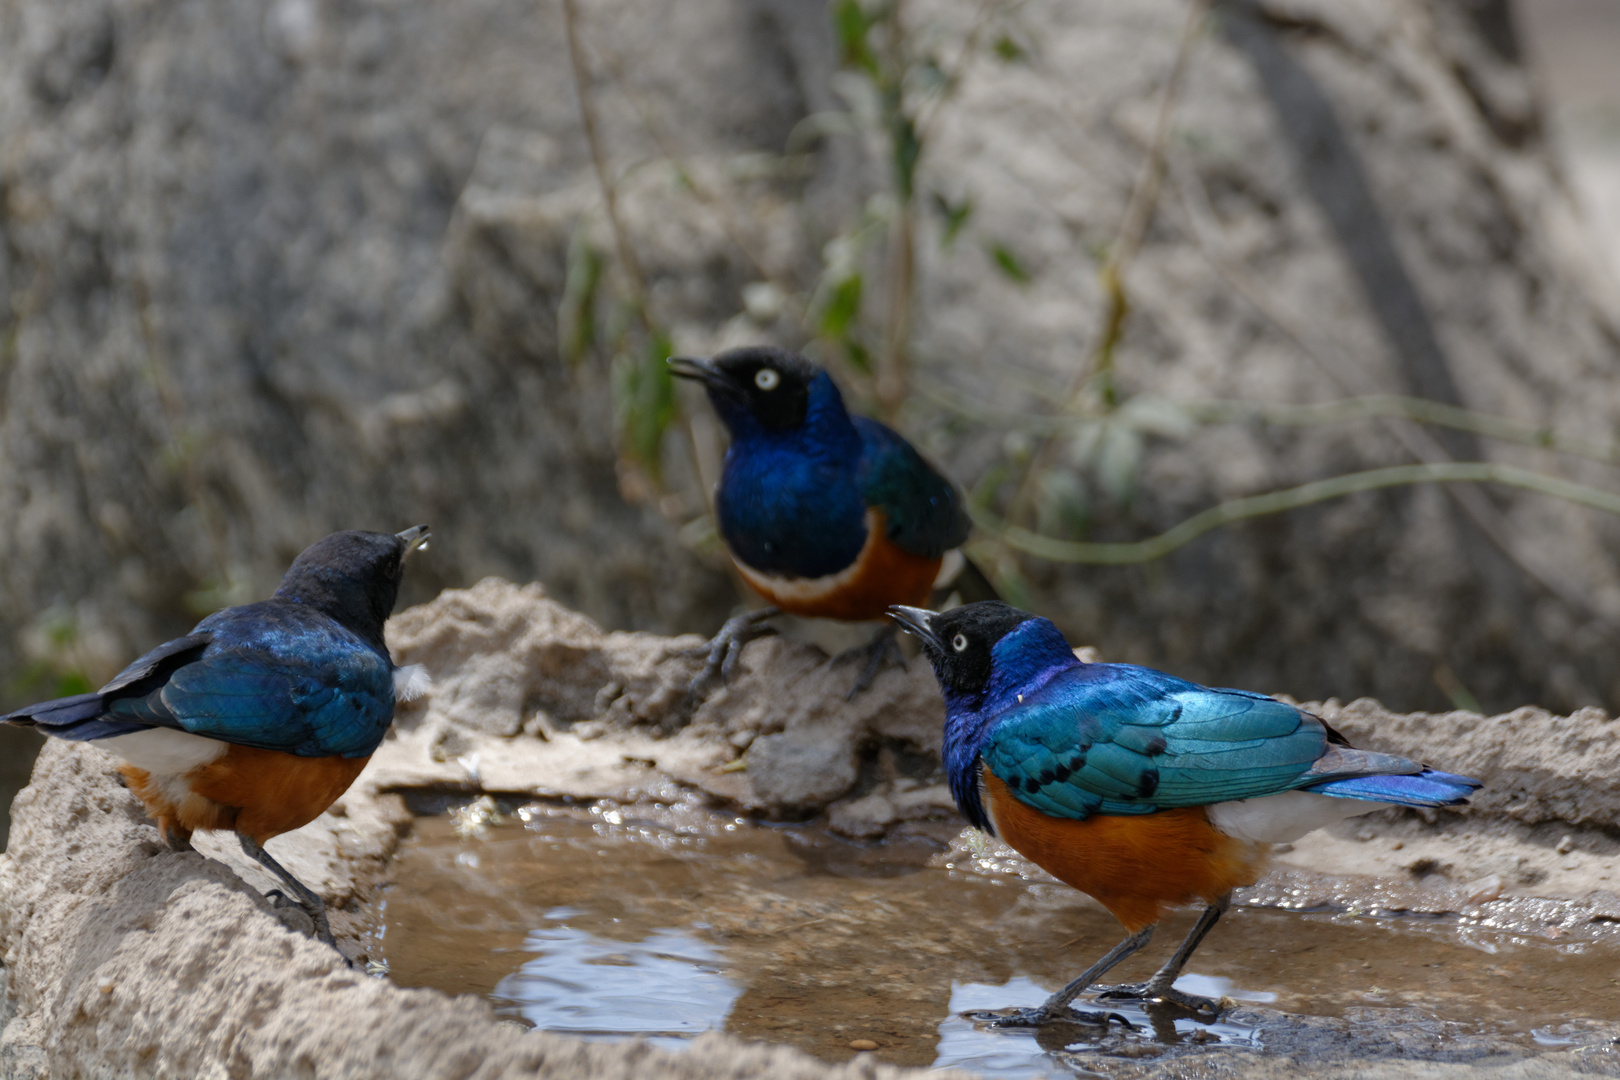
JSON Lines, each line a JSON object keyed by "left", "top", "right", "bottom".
{"left": 733, "top": 508, "right": 942, "bottom": 621}
{"left": 121, "top": 746, "right": 371, "bottom": 847}
{"left": 982, "top": 768, "right": 1268, "bottom": 932}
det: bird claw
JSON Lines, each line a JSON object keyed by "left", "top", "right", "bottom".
{"left": 261, "top": 889, "right": 338, "bottom": 950}
{"left": 833, "top": 627, "right": 906, "bottom": 700}
{"left": 966, "top": 1006, "right": 1136, "bottom": 1030}
{"left": 1096, "top": 982, "right": 1222, "bottom": 1020}
{"left": 681, "top": 609, "right": 779, "bottom": 708}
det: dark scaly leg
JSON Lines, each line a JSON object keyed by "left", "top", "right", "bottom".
{"left": 973, "top": 924, "right": 1156, "bottom": 1028}
{"left": 683, "top": 606, "right": 780, "bottom": 703}
{"left": 1097, "top": 895, "right": 1231, "bottom": 1019}
{"left": 834, "top": 622, "right": 906, "bottom": 700}
{"left": 238, "top": 833, "right": 337, "bottom": 951}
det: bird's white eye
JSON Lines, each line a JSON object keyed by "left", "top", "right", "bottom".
{"left": 754, "top": 368, "right": 780, "bottom": 391}
{"left": 952, "top": 633, "right": 969, "bottom": 652}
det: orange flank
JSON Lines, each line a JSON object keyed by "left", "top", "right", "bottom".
{"left": 120, "top": 746, "right": 371, "bottom": 848}
{"left": 733, "top": 509, "right": 942, "bottom": 622}
{"left": 982, "top": 768, "right": 1267, "bottom": 933}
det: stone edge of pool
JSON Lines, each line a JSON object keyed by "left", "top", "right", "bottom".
{"left": 4, "top": 577, "right": 1619, "bottom": 1079}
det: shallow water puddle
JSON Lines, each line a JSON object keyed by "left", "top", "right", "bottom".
{"left": 375, "top": 799, "right": 1620, "bottom": 1075}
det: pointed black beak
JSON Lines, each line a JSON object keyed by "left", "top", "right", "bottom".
{"left": 396, "top": 524, "right": 431, "bottom": 557}
{"left": 668, "top": 355, "right": 718, "bottom": 384}
{"left": 887, "top": 605, "right": 940, "bottom": 650}
{"left": 668, "top": 355, "right": 744, "bottom": 396}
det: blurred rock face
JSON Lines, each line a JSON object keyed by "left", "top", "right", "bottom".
{"left": 1, "top": 0, "right": 1617, "bottom": 714}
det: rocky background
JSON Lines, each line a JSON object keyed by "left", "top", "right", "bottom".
{"left": 3, "top": 0, "right": 1620, "bottom": 736}
{"left": 9, "top": 578, "right": 1620, "bottom": 1077}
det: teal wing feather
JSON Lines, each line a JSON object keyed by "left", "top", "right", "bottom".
{"left": 853, "top": 416, "right": 969, "bottom": 558}
{"left": 980, "top": 665, "right": 1329, "bottom": 820}
{"left": 103, "top": 604, "right": 397, "bottom": 759}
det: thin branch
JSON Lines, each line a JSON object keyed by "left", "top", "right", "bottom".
{"left": 913, "top": 0, "right": 1005, "bottom": 143}
{"left": 587, "top": 41, "right": 799, "bottom": 308}
{"left": 1170, "top": 152, "right": 1613, "bottom": 621}
{"left": 916, "top": 379, "right": 1620, "bottom": 466}
{"left": 1070, "top": 0, "right": 1211, "bottom": 405}
{"left": 997, "top": 0, "right": 1209, "bottom": 533}
{"left": 975, "top": 462, "right": 1620, "bottom": 565}
{"left": 875, "top": 0, "right": 914, "bottom": 423}
{"left": 1184, "top": 397, "right": 1620, "bottom": 464}
{"left": 560, "top": 0, "right": 649, "bottom": 314}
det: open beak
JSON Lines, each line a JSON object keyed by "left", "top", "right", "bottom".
{"left": 887, "top": 605, "right": 939, "bottom": 649}
{"left": 396, "top": 524, "right": 432, "bottom": 557}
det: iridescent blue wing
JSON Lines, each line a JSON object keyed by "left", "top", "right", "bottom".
{"left": 102, "top": 607, "right": 395, "bottom": 758}
{"left": 980, "top": 666, "right": 1329, "bottom": 819}
{"left": 854, "top": 417, "right": 969, "bottom": 559}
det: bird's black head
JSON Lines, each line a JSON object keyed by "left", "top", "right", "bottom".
{"left": 669, "top": 346, "right": 820, "bottom": 433}
{"left": 888, "top": 602, "right": 1039, "bottom": 697}
{"left": 274, "top": 526, "right": 430, "bottom": 646}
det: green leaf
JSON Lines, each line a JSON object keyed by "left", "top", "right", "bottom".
{"left": 1035, "top": 468, "right": 1090, "bottom": 538}
{"left": 890, "top": 113, "right": 921, "bottom": 201}
{"left": 1095, "top": 423, "right": 1144, "bottom": 505}
{"left": 833, "top": 0, "right": 878, "bottom": 75}
{"left": 844, "top": 339, "right": 873, "bottom": 375}
{"left": 989, "top": 241, "right": 1031, "bottom": 284}
{"left": 820, "top": 274, "right": 864, "bottom": 339}
{"left": 931, "top": 191, "right": 974, "bottom": 248}
{"left": 993, "top": 34, "right": 1026, "bottom": 62}
{"left": 558, "top": 228, "right": 604, "bottom": 367}
{"left": 914, "top": 56, "right": 948, "bottom": 94}
{"left": 614, "top": 330, "right": 677, "bottom": 480}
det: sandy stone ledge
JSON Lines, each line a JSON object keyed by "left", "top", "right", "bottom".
{"left": 5, "top": 578, "right": 1620, "bottom": 1079}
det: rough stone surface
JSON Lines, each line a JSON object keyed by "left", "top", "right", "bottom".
{"left": 3, "top": 0, "right": 1620, "bottom": 728}
{"left": 375, "top": 577, "right": 948, "bottom": 820}
{"left": 0, "top": 749, "right": 952, "bottom": 1079}
{"left": 8, "top": 581, "right": 1620, "bottom": 1077}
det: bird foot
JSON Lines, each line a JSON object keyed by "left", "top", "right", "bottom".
{"left": 1095, "top": 982, "right": 1223, "bottom": 1020}
{"left": 832, "top": 627, "right": 906, "bottom": 700}
{"left": 966, "top": 1005, "right": 1136, "bottom": 1030}
{"left": 680, "top": 609, "right": 779, "bottom": 708}
{"left": 262, "top": 889, "right": 339, "bottom": 951}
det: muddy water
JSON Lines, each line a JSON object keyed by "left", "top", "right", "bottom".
{"left": 376, "top": 799, "right": 1620, "bottom": 1076}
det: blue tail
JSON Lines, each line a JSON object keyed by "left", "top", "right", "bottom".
{"left": 4, "top": 693, "right": 150, "bottom": 742}
{"left": 1308, "top": 767, "right": 1481, "bottom": 808}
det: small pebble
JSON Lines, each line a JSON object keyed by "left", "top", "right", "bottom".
{"left": 1390, "top": 840, "right": 1404, "bottom": 851}
{"left": 1556, "top": 835, "right": 1575, "bottom": 855}
{"left": 849, "top": 1039, "right": 879, "bottom": 1051}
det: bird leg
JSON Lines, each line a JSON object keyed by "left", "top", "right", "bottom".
{"left": 161, "top": 820, "right": 194, "bottom": 853}
{"left": 1097, "top": 895, "right": 1231, "bottom": 1019}
{"left": 684, "top": 607, "right": 780, "bottom": 703}
{"left": 973, "top": 924, "right": 1156, "bottom": 1028}
{"left": 833, "top": 622, "right": 906, "bottom": 700}
{"left": 237, "top": 833, "right": 337, "bottom": 952}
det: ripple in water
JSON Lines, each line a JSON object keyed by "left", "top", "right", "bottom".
{"left": 934, "top": 975, "right": 1267, "bottom": 1077}
{"left": 492, "top": 908, "right": 741, "bottom": 1051}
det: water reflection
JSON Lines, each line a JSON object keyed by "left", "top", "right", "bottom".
{"left": 935, "top": 977, "right": 1265, "bottom": 1078}
{"left": 493, "top": 911, "right": 741, "bottom": 1050}
{"left": 379, "top": 800, "right": 1620, "bottom": 1072}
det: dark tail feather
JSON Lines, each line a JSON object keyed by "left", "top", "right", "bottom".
{"left": 1308, "top": 767, "right": 1481, "bottom": 808}
{"left": 938, "top": 554, "right": 1001, "bottom": 606}
{"left": 4, "top": 693, "right": 147, "bottom": 742}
